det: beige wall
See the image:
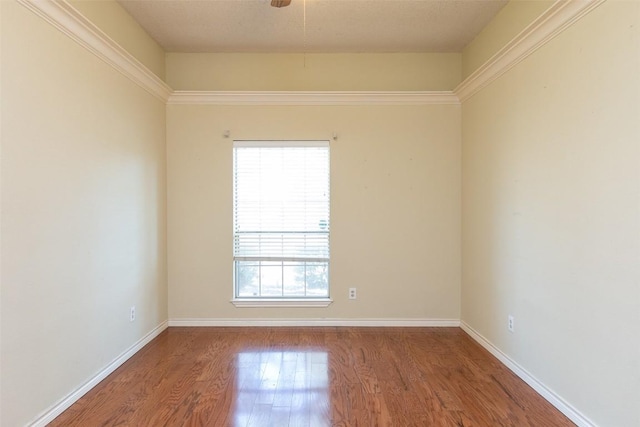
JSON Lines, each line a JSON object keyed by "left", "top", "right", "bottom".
{"left": 4, "top": 0, "right": 639, "bottom": 425}
{"left": 166, "top": 52, "right": 461, "bottom": 91}
{"left": 461, "top": 0, "right": 552, "bottom": 79}
{"left": 0, "top": 2, "right": 167, "bottom": 425}
{"left": 461, "top": 1, "right": 640, "bottom": 426}
{"left": 167, "top": 103, "right": 461, "bottom": 321}
{"left": 0, "top": 2, "right": 3, "bottom": 424}
{"left": 69, "top": 0, "right": 166, "bottom": 79}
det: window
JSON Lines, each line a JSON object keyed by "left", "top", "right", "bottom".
{"left": 233, "top": 141, "right": 330, "bottom": 302}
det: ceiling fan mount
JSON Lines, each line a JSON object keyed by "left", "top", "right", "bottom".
{"left": 271, "top": 0, "right": 292, "bottom": 8}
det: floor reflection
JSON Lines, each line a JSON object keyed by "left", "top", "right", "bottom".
{"left": 233, "top": 350, "right": 329, "bottom": 426}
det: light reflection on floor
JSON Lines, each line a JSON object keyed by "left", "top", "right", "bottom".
{"left": 233, "top": 351, "right": 330, "bottom": 426}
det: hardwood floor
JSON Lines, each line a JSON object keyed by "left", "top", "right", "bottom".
{"left": 50, "top": 327, "right": 574, "bottom": 426}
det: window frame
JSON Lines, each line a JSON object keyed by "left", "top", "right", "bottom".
{"left": 231, "top": 140, "right": 332, "bottom": 308}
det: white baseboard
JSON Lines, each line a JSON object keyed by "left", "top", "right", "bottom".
{"left": 460, "top": 321, "right": 596, "bottom": 427}
{"left": 28, "top": 319, "right": 591, "bottom": 426}
{"left": 168, "top": 318, "right": 460, "bottom": 327}
{"left": 29, "top": 320, "right": 169, "bottom": 427}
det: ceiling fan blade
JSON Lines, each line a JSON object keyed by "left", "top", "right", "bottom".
{"left": 271, "top": 0, "right": 292, "bottom": 7}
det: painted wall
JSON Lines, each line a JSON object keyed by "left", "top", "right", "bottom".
{"left": 4, "top": 0, "right": 637, "bottom": 425}
{"left": 461, "top": 0, "right": 552, "bottom": 79}
{"left": 167, "top": 103, "right": 461, "bottom": 321}
{"left": 0, "top": 2, "right": 167, "bottom": 425}
{"left": 166, "top": 52, "right": 461, "bottom": 91}
{"left": 69, "top": 0, "right": 166, "bottom": 79}
{"left": 461, "top": 1, "right": 640, "bottom": 426}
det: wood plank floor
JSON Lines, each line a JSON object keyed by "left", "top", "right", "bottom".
{"left": 50, "top": 327, "right": 575, "bottom": 426}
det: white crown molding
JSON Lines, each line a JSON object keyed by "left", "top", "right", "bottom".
{"left": 460, "top": 321, "right": 596, "bottom": 427}
{"left": 18, "top": 0, "right": 604, "bottom": 107}
{"left": 28, "top": 321, "right": 169, "bottom": 427}
{"left": 454, "top": 0, "right": 606, "bottom": 103}
{"left": 168, "top": 318, "right": 460, "bottom": 327}
{"left": 17, "top": 0, "right": 171, "bottom": 102}
{"left": 168, "top": 91, "right": 460, "bottom": 106}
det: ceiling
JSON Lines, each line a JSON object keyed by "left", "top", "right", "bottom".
{"left": 117, "top": 0, "right": 508, "bottom": 53}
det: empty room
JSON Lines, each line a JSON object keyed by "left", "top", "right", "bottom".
{"left": 1, "top": 0, "right": 638, "bottom": 426}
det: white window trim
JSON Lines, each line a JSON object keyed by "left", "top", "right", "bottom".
{"left": 234, "top": 140, "right": 330, "bottom": 148}
{"left": 230, "top": 298, "right": 333, "bottom": 308}
{"left": 232, "top": 140, "right": 331, "bottom": 303}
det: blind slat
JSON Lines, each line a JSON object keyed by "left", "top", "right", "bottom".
{"left": 233, "top": 143, "right": 330, "bottom": 261}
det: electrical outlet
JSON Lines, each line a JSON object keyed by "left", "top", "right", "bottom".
{"left": 508, "top": 315, "right": 514, "bottom": 332}
{"left": 130, "top": 306, "right": 136, "bottom": 322}
{"left": 348, "top": 288, "right": 357, "bottom": 300}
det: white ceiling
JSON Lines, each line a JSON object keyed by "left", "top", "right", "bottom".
{"left": 118, "top": 0, "right": 508, "bottom": 53}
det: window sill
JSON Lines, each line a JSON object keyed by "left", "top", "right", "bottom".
{"left": 230, "top": 298, "right": 333, "bottom": 308}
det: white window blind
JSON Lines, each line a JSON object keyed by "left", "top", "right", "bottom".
{"left": 233, "top": 141, "right": 330, "bottom": 298}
